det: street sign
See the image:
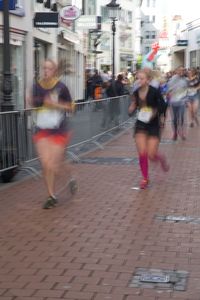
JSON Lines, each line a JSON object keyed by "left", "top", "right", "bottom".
{"left": 76, "top": 15, "right": 101, "bottom": 31}
{"left": 33, "top": 12, "right": 59, "bottom": 28}
{"left": 0, "top": 0, "right": 16, "bottom": 10}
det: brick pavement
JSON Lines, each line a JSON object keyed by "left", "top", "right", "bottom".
{"left": 1, "top": 119, "right": 200, "bottom": 300}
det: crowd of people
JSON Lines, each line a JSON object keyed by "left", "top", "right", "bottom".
{"left": 31, "top": 61, "right": 200, "bottom": 208}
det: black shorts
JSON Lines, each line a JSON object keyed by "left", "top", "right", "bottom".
{"left": 134, "top": 120, "right": 160, "bottom": 138}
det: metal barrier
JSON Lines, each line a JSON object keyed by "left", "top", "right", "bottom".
{"left": 0, "top": 95, "right": 132, "bottom": 180}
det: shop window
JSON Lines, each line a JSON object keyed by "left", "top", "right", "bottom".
{"left": 190, "top": 50, "right": 197, "bottom": 67}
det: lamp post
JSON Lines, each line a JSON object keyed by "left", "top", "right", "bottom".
{"left": 1, "top": 0, "right": 14, "bottom": 111}
{"left": 106, "top": 0, "right": 121, "bottom": 79}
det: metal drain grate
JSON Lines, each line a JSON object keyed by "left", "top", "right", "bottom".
{"left": 129, "top": 268, "right": 188, "bottom": 291}
{"left": 155, "top": 214, "right": 200, "bottom": 224}
{"left": 78, "top": 157, "right": 138, "bottom": 165}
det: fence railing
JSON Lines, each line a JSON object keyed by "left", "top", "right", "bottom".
{"left": 0, "top": 95, "right": 132, "bottom": 178}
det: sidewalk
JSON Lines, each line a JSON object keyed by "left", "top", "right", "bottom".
{"left": 0, "top": 118, "right": 200, "bottom": 300}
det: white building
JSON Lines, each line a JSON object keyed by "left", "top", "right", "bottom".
{"left": 82, "top": 0, "right": 142, "bottom": 74}
{"left": 0, "top": 0, "right": 86, "bottom": 110}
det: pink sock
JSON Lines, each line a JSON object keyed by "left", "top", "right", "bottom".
{"left": 139, "top": 154, "right": 148, "bottom": 179}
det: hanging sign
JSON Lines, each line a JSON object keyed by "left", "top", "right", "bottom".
{"left": 0, "top": 0, "right": 16, "bottom": 10}
{"left": 34, "top": 12, "right": 59, "bottom": 28}
{"left": 60, "top": 5, "right": 81, "bottom": 21}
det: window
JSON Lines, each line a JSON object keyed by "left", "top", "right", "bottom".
{"left": 101, "top": 6, "right": 109, "bottom": 22}
{"left": 145, "top": 16, "right": 150, "bottom": 23}
{"left": 145, "top": 31, "right": 150, "bottom": 39}
{"left": 145, "top": 46, "right": 150, "bottom": 54}
{"left": 151, "top": 31, "right": 156, "bottom": 38}
{"left": 152, "top": 0, "right": 156, "bottom": 7}
{"left": 190, "top": 51, "right": 197, "bottom": 67}
{"left": 87, "top": 0, "right": 96, "bottom": 15}
{"left": 147, "top": 0, "right": 150, "bottom": 7}
{"left": 127, "top": 11, "right": 132, "bottom": 23}
{"left": 15, "top": 0, "right": 23, "bottom": 8}
{"left": 152, "top": 15, "right": 155, "bottom": 23}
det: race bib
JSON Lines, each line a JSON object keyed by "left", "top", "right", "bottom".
{"left": 137, "top": 107, "right": 153, "bottom": 123}
{"left": 36, "top": 108, "right": 63, "bottom": 129}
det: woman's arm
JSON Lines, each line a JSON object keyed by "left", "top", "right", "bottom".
{"left": 128, "top": 95, "right": 137, "bottom": 116}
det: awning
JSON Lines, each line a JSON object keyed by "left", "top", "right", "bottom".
{"left": 171, "top": 45, "right": 186, "bottom": 53}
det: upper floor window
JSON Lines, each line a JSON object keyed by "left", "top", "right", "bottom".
{"left": 16, "top": 0, "right": 23, "bottom": 8}
{"left": 145, "top": 31, "right": 150, "bottom": 39}
{"left": 101, "top": 6, "right": 109, "bottom": 22}
{"left": 151, "top": 31, "right": 156, "bottom": 38}
{"left": 127, "top": 11, "right": 132, "bottom": 23}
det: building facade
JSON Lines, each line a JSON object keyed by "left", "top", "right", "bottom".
{"left": 0, "top": 0, "right": 86, "bottom": 111}
{"left": 83, "top": 0, "right": 141, "bottom": 74}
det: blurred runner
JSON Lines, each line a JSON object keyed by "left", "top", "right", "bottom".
{"left": 32, "top": 59, "right": 77, "bottom": 209}
{"left": 128, "top": 69, "right": 169, "bottom": 189}
{"left": 167, "top": 66, "right": 188, "bottom": 140}
{"left": 186, "top": 68, "right": 200, "bottom": 128}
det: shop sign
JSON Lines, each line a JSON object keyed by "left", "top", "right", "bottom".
{"left": 0, "top": 0, "right": 16, "bottom": 10}
{"left": 60, "top": 5, "right": 81, "bottom": 21}
{"left": 76, "top": 15, "right": 101, "bottom": 31}
{"left": 176, "top": 40, "right": 188, "bottom": 46}
{"left": 34, "top": 12, "right": 59, "bottom": 28}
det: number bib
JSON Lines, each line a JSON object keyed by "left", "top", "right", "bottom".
{"left": 137, "top": 107, "right": 153, "bottom": 123}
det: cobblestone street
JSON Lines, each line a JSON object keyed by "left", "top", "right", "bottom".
{"left": 1, "top": 119, "right": 200, "bottom": 300}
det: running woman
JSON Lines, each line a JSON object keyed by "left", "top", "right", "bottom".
{"left": 128, "top": 69, "right": 169, "bottom": 189}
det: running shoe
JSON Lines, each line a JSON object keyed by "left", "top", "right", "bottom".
{"left": 51, "top": 196, "right": 58, "bottom": 205}
{"left": 42, "top": 197, "right": 55, "bottom": 209}
{"left": 140, "top": 178, "right": 149, "bottom": 189}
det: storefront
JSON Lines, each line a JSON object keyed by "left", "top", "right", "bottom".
{"left": 58, "top": 29, "right": 85, "bottom": 101}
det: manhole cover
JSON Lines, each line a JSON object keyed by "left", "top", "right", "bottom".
{"left": 129, "top": 268, "right": 189, "bottom": 291}
{"left": 140, "top": 274, "right": 170, "bottom": 283}
{"left": 79, "top": 157, "right": 138, "bottom": 165}
{"left": 155, "top": 214, "right": 200, "bottom": 224}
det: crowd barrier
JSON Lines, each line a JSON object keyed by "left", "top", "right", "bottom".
{"left": 0, "top": 95, "right": 132, "bottom": 181}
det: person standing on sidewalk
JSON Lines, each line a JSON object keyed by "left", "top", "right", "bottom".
{"left": 32, "top": 59, "right": 77, "bottom": 209}
{"left": 128, "top": 69, "right": 169, "bottom": 189}
{"left": 186, "top": 68, "right": 200, "bottom": 128}
{"left": 167, "top": 66, "right": 188, "bottom": 140}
